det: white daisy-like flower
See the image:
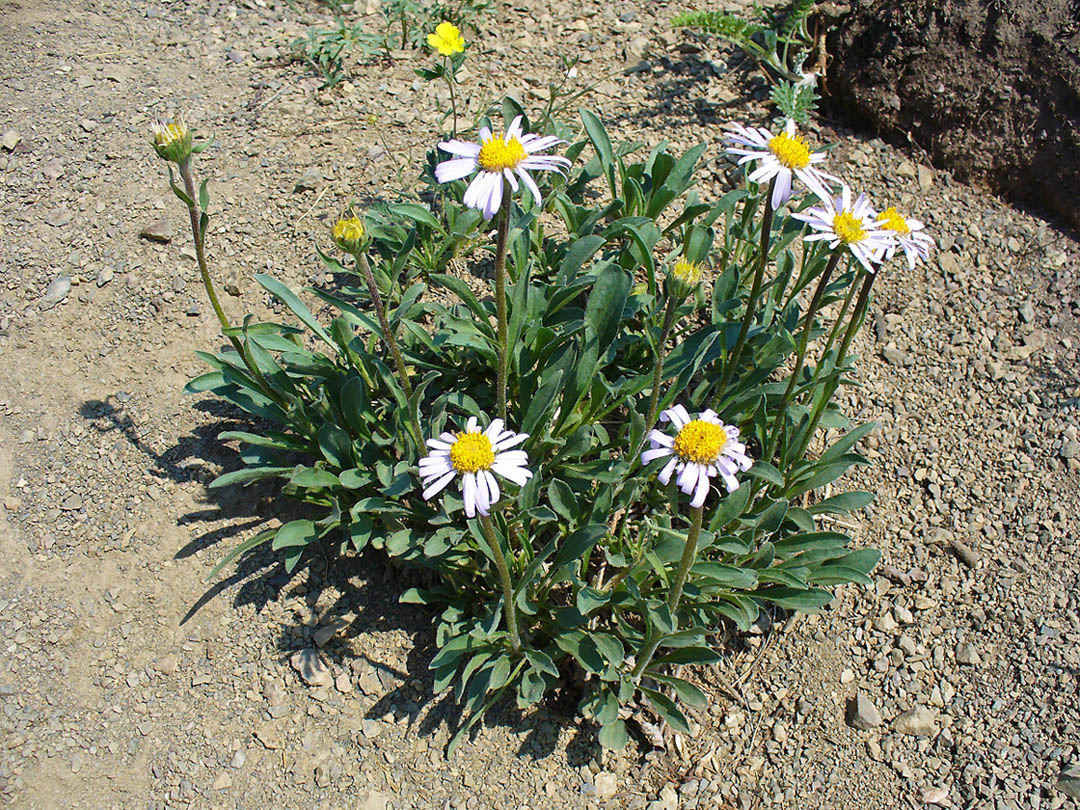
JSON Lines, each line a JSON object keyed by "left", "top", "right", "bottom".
{"left": 791, "top": 184, "right": 896, "bottom": 273}
{"left": 640, "top": 405, "right": 752, "bottom": 508}
{"left": 419, "top": 416, "right": 533, "bottom": 518}
{"left": 875, "top": 206, "right": 934, "bottom": 270}
{"left": 434, "top": 115, "right": 572, "bottom": 220}
{"left": 725, "top": 118, "right": 836, "bottom": 210}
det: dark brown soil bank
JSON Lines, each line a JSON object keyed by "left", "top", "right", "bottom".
{"left": 826, "top": 0, "right": 1080, "bottom": 232}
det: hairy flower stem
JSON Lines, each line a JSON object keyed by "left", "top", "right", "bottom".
{"left": 795, "top": 268, "right": 877, "bottom": 461}
{"left": 355, "top": 251, "right": 423, "bottom": 450}
{"left": 765, "top": 249, "right": 841, "bottom": 462}
{"left": 634, "top": 295, "right": 680, "bottom": 461}
{"left": 178, "top": 159, "right": 279, "bottom": 403}
{"left": 479, "top": 514, "right": 521, "bottom": 653}
{"left": 494, "top": 187, "right": 511, "bottom": 422}
{"left": 631, "top": 504, "right": 704, "bottom": 684}
{"left": 444, "top": 57, "right": 459, "bottom": 138}
{"left": 179, "top": 160, "right": 239, "bottom": 351}
{"left": 716, "top": 176, "right": 776, "bottom": 400}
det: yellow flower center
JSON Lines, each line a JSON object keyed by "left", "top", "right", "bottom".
{"left": 332, "top": 217, "right": 365, "bottom": 245}
{"left": 671, "top": 258, "right": 704, "bottom": 286}
{"left": 449, "top": 432, "right": 495, "bottom": 473}
{"left": 876, "top": 206, "right": 911, "bottom": 236}
{"left": 154, "top": 121, "right": 187, "bottom": 147}
{"left": 672, "top": 419, "right": 727, "bottom": 465}
{"left": 832, "top": 211, "right": 867, "bottom": 244}
{"left": 767, "top": 132, "right": 811, "bottom": 169}
{"left": 478, "top": 134, "right": 527, "bottom": 172}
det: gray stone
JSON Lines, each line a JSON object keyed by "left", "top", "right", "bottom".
{"left": 892, "top": 705, "right": 938, "bottom": 737}
{"left": 1057, "top": 765, "right": 1080, "bottom": 799}
{"left": 40, "top": 276, "right": 71, "bottom": 310}
{"left": 949, "top": 538, "right": 981, "bottom": 568}
{"left": 595, "top": 771, "right": 617, "bottom": 799}
{"left": 917, "top": 164, "right": 934, "bottom": 190}
{"left": 1061, "top": 439, "right": 1080, "bottom": 460}
{"left": 357, "top": 789, "right": 391, "bottom": 810}
{"left": 230, "top": 749, "right": 246, "bottom": 769}
{"left": 1018, "top": 301, "right": 1035, "bottom": 323}
{"left": 139, "top": 218, "right": 173, "bottom": 243}
{"left": 846, "top": 692, "right": 883, "bottom": 730}
{"left": 956, "top": 641, "right": 982, "bottom": 666}
{"left": 95, "top": 267, "right": 114, "bottom": 287}
{"left": 293, "top": 168, "right": 323, "bottom": 193}
{"left": 42, "top": 158, "right": 64, "bottom": 180}
{"left": 1, "top": 129, "right": 19, "bottom": 151}
{"left": 45, "top": 207, "right": 73, "bottom": 227}
{"left": 882, "top": 347, "right": 914, "bottom": 367}
{"left": 253, "top": 46, "right": 279, "bottom": 60}
{"left": 79, "top": 118, "right": 96, "bottom": 132}
{"left": 361, "top": 718, "right": 381, "bottom": 739}
{"left": 289, "top": 648, "right": 332, "bottom": 688}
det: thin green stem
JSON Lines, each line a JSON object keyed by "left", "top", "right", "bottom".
{"left": 796, "top": 268, "right": 877, "bottom": 460}
{"left": 445, "top": 57, "right": 458, "bottom": 138}
{"left": 634, "top": 295, "right": 680, "bottom": 461}
{"left": 631, "top": 503, "right": 704, "bottom": 683}
{"left": 179, "top": 159, "right": 283, "bottom": 405}
{"left": 716, "top": 176, "right": 777, "bottom": 402}
{"left": 479, "top": 514, "right": 521, "bottom": 653}
{"left": 765, "top": 249, "right": 841, "bottom": 462}
{"left": 494, "top": 186, "right": 511, "bottom": 422}
{"left": 355, "top": 251, "right": 423, "bottom": 449}
{"left": 667, "top": 504, "right": 704, "bottom": 612}
{"left": 179, "top": 160, "right": 235, "bottom": 344}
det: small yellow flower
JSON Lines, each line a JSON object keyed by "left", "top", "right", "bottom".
{"left": 150, "top": 115, "right": 193, "bottom": 164}
{"left": 427, "top": 21, "right": 465, "bottom": 56}
{"left": 332, "top": 215, "right": 365, "bottom": 253}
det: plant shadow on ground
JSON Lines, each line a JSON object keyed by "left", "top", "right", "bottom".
{"left": 275, "top": 548, "right": 601, "bottom": 764}
{"left": 609, "top": 47, "right": 764, "bottom": 135}
{"left": 83, "top": 383, "right": 604, "bottom": 762}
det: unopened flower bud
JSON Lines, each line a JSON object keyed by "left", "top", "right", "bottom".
{"left": 667, "top": 257, "right": 705, "bottom": 297}
{"left": 150, "top": 116, "right": 193, "bottom": 164}
{"left": 332, "top": 216, "right": 366, "bottom": 253}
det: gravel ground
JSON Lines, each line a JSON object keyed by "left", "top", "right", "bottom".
{"left": 1, "top": 0, "right": 1078, "bottom": 808}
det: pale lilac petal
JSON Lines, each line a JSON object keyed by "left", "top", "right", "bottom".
{"left": 691, "top": 467, "right": 711, "bottom": 508}
{"left": 485, "top": 418, "right": 505, "bottom": 438}
{"left": 483, "top": 470, "right": 500, "bottom": 505}
{"left": 490, "top": 462, "right": 530, "bottom": 486}
{"left": 422, "top": 470, "right": 456, "bottom": 501}
{"left": 435, "top": 157, "right": 478, "bottom": 184}
{"left": 482, "top": 175, "right": 503, "bottom": 221}
{"left": 504, "top": 167, "right": 519, "bottom": 192}
{"left": 518, "top": 167, "right": 543, "bottom": 208}
{"left": 493, "top": 450, "right": 528, "bottom": 466}
{"left": 505, "top": 115, "right": 523, "bottom": 142}
{"left": 771, "top": 169, "right": 792, "bottom": 209}
{"left": 641, "top": 447, "right": 672, "bottom": 464}
{"left": 491, "top": 432, "right": 528, "bottom": 452}
{"left": 438, "top": 140, "right": 482, "bottom": 157}
{"left": 463, "top": 472, "right": 478, "bottom": 517}
{"left": 721, "top": 471, "right": 740, "bottom": 493}
{"left": 426, "top": 438, "right": 452, "bottom": 451}
{"left": 658, "top": 457, "right": 679, "bottom": 485}
{"left": 670, "top": 404, "right": 691, "bottom": 428}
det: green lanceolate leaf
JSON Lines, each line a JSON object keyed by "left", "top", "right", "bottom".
{"left": 584, "top": 265, "right": 631, "bottom": 352}
{"left": 254, "top": 274, "right": 336, "bottom": 350}
{"left": 640, "top": 687, "right": 690, "bottom": 734}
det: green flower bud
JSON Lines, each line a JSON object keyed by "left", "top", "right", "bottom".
{"left": 150, "top": 116, "right": 193, "bottom": 164}
{"left": 332, "top": 216, "right": 366, "bottom": 253}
